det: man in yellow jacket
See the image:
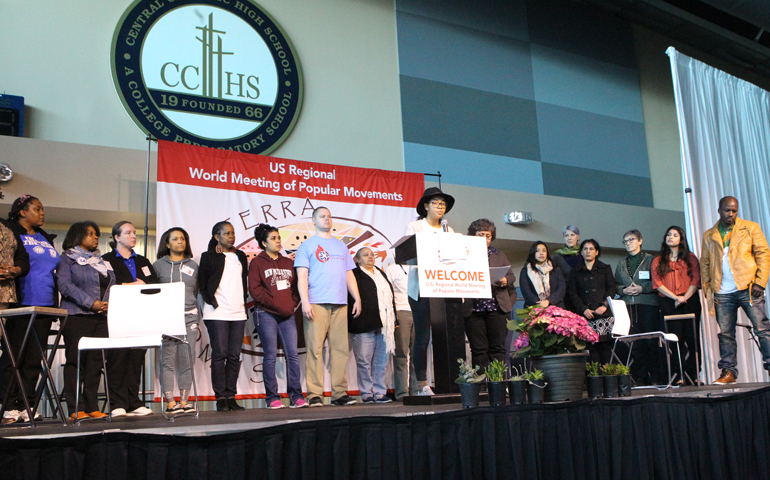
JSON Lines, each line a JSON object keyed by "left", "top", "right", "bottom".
{"left": 701, "top": 196, "right": 770, "bottom": 385}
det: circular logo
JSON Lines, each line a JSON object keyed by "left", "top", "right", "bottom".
{"left": 111, "top": 0, "right": 302, "bottom": 154}
{"left": 33, "top": 246, "right": 45, "bottom": 255}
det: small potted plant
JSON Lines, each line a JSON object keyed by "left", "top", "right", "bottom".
{"left": 617, "top": 364, "right": 632, "bottom": 397}
{"left": 456, "top": 358, "right": 486, "bottom": 408}
{"left": 508, "top": 366, "right": 528, "bottom": 405}
{"left": 524, "top": 368, "right": 547, "bottom": 404}
{"left": 601, "top": 363, "right": 620, "bottom": 398}
{"left": 485, "top": 359, "right": 508, "bottom": 406}
{"left": 586, "top": 361, "right": 603, "bottom": 399}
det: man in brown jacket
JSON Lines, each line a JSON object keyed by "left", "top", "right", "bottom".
{"left": 701, "top": 196, "right": 770, "bottom": 384}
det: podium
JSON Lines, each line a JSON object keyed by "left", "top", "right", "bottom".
{"left": 394, "top": 233, "right": 488, "bottom": 395}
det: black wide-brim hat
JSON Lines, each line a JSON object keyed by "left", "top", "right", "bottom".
{"left": 416, "top": 187, "right": 455, "bottom": 217}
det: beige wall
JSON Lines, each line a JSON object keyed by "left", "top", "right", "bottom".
{"left": 0, "top": 0, "right": 405, "bottom": 171}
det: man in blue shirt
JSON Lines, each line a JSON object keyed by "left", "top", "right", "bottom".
{"left": 295, "top": 207, "right": 361, "bottom": 406}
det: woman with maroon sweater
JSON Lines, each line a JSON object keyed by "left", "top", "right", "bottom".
{"left": 248, "top": 224, "right": 307, "bottom": 409}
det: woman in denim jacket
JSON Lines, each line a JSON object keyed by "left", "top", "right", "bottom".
{"left": 56, "top": 221, "right": 115, "bottom": 420}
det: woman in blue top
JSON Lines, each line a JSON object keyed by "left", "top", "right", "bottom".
{"left": 1, "top": 195, "right": 58, "bottom": 423}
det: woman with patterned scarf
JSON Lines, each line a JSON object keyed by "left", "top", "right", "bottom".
{"left": 520, "top": 241, "right": 566, "bottom": 309}
{"left": 56, "top": 221, "right": 115, "bottom": 420}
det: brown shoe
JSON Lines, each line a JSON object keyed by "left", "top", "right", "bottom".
{"left": 88, "top": 411, "right": 108, "bottom": 419}
{"left": 69, "top": 411, "right": 89, "bottom": 420}
{"left": 714, "top": 369, "right": 736, "bottom": 385}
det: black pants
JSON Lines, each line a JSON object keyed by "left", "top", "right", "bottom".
{"left": 659, "top": 296, "right": 702, "bottom": 384}
{"left": 408, "top": 296, "right": 431, "bottom": 384}
{"left": 0, "top": 314, "right": 52, "bottom": 410}
{"left": 464, "top": 309, "right": 508, "bottom": 374}
{"left": 62, "top": 314, "right": 108, "bottom": 414}
{"left": 205, "top": 320, "right": 245, "bottom": 400}
{"left": 627, "top": 303, "right": 666, "bottom": 384}
{"left": 107, "top": 348, "right": 147, "bottom": 411}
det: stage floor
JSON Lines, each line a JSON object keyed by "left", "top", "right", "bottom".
{"left": 2, "top": 382, "right": 766, "bottom": 440}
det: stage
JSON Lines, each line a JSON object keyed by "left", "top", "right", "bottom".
{"left": 2, "top": 383, "right": 770, "bottom": 479}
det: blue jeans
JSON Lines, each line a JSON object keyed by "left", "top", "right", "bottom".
{"left": 715, "top": 289, "right": 770, "bottom": 378}
{"left": 349, "top": 331, "right": 388, "bottom": 399}
{"left": 204, "top": 320, "right": 246, "bottom": 400}
{"left": 255, "top": 309, "right": 303, "bottom": 405}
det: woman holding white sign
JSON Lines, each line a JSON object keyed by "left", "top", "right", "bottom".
{"left": 404, "top": 187, "right": 455, "bottom": 396}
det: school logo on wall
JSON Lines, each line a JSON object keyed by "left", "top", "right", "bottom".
{"left": 111, "top": 0, "right": 303, "bottom": 154}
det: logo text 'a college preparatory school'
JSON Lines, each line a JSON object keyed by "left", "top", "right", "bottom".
{"left": 111, "top": 0, "right": 303, "bottom": 154}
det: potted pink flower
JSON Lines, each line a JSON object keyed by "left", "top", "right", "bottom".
{"left": 509, "top": 305, "right": 599, "bottom": 402}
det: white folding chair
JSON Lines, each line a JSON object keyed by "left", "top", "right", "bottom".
{"left": 607, "top": 297, "right": 684, "bottom": 389}
{"left": 74, "top": 283, "right": 199, "bottom": 424}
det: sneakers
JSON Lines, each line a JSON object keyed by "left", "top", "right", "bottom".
{"left": 290, "top": 399, "right": 309, "bottom": 408}
{"left": 374, "top": 395, "right": 392, "bottom": 404}
{"left": 69, "top": 411, "right": 89, "bottom": 421}
{"left": 714, "top": 369, "right": 737, "bottom": 385}
{"left": 88, "top": 411, "right": 108, "bottom": 419}
{"left": 361, "top": 396, "right": 376, "bottom": 404}
{"left": 165, "top": 404, "right": 182, "bottom": 415}
{"left": 110, "top": 408, "right": 127, "bottom": 417}
{"left": 19, "top": 410, "right": 43, "bottom": 422}
{"left": 2, "top": 410, "right": 21, "bottom": 424}
{"left": 216, "top": 399, "right": 229, "bottom": 412}
{"left": 128, "top": 406, "right": 153, "bottom": 416}
{"left": 181, "top": 403, "right": 196, "bottom": 413}
{"left": 416, "top": 385, "right": 435, "bottom": 396}
{"left": 330, "top": 395, "right": 356, "bottom": 406}
{"left": 308, "top": 397, "right": 324, "bottom": 407}
{"left": 227, "top": 398, "right": 245, "bottom": 411}
{"left": 267, "top": 400, "right": 286, "bottom": 409}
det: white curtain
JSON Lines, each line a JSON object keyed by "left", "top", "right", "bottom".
{"left": 668, "top": 47, "right": 770, "bottom": 383}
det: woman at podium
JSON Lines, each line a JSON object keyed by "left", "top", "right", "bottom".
{"left": 404, "top": 187, "right": 455, "bottom": 396}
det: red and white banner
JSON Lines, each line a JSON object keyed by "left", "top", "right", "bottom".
{"left": 155, "top": 140, "right": 424, "bottom": 401}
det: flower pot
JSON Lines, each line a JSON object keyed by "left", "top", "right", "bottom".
{"left": 528, "top": 379, "right": 545, "bottom": 404}
{"left": 488, "top": 381, "right": 507, "bottom": 406}
{"left": 531, "top": 352, "right": 588, "bottom": 402}
{"left": 603, "top": 375, "right": 619, "bottom": 398}
{"left": 459, "top": 382, "right": 481, "bottom": 408}
{"left": 508, "top": 380, "right": 528, "bottom": 405}
{"left": 618, "top": 374, "right": 633, "bottom": 397}
{"left": 587, "top": 376, "right": 603, "bottom": 399}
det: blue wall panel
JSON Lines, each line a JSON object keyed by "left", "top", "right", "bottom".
{"left": 542, "top": 163, "right": 654, "bottom": 207}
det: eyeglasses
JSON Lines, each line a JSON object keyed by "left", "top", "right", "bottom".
{"left": 621, "top": 238, "right": 639, "bottom": 245}
{"left": 429, "top": 201, "right": 447, "bottom": 208}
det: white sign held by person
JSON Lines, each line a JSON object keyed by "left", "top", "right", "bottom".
{"left": 416, "top": 233, "right": 491, "bottom": 298}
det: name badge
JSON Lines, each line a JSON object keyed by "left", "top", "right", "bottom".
{"left": 638, "top": 270, "right": 650, "bottom": 280}
{"left": 276, "top": 280, "right": 290, "bottom": 291}
{"left": 142, "top": 266, "right": 152, "bottom": 276}
{"left": 181, "top": 265, "right": 194, "bottom": 276}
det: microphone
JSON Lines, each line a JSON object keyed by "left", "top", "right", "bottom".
{"left": 440, "top": 218, "right": 449, "bottom": 232}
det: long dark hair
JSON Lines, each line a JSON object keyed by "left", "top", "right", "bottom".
{"left": 109, "top": 221, "right": 133, "bottom": 250}
{"left": 8, "top": 194, "right": 39, "bottom": 222}
{"left": 62, "top": 221, "right": 100, "bottom": 251}
{"left": 253, "top": 223, "right": 279, "bottom": 250}
{"left": 157, "top": 227, "right": 193, "bottom": 259}
{"left": 656, "top": 226, "right": 693, "bottom": 279}
{"left": 525, "top": 241, "right": 552, "bottom": 271}
{"left": 207, "top": 221, "right": 232, "bottom": 252}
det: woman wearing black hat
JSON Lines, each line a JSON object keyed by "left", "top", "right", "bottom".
{"left": 403, "top": 187, "right": 455, "bottom": 396}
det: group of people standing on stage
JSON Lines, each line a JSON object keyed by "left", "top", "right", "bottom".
{"left": 1, "top": 192, "right": 768, "bottom": 423}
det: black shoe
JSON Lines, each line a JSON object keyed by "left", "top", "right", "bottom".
{"left": 330, "top": 395, "right": 356, "bottom": 406}
{"left": 227, "top": 398, "right": 245, "bottom": 411}
{"left": 308, "top": 396, "right": 324, "bottom": 407}
{"left": 216, "top": 399, "right": 229, "bottom": 412}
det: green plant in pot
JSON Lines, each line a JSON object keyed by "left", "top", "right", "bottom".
{"left": 586, "top": 361, "right": 603, "bottom": 399}
{"left": 524, "top": 368, "right": 547, "bottom": 404}
{"left": 485, "top": 359, "right": 508, "bottom": 406}
{"left": 456, "top": 358, "right": 485, "bottom": 408}
{"left": 601, "top": 363, "right": 620, "bottom": 398}
{"left": 509, "top": 305, "right": 599, "bottom": 402}
{"left": 508, "top": 366, "right": 528, "bottom": 405}
{"left": 616, "top": 363, "right": 632, "bottom": 397}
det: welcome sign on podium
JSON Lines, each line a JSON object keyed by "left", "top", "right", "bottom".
{"left": 416, "top": 233, "right": 490, "bottom": 298}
